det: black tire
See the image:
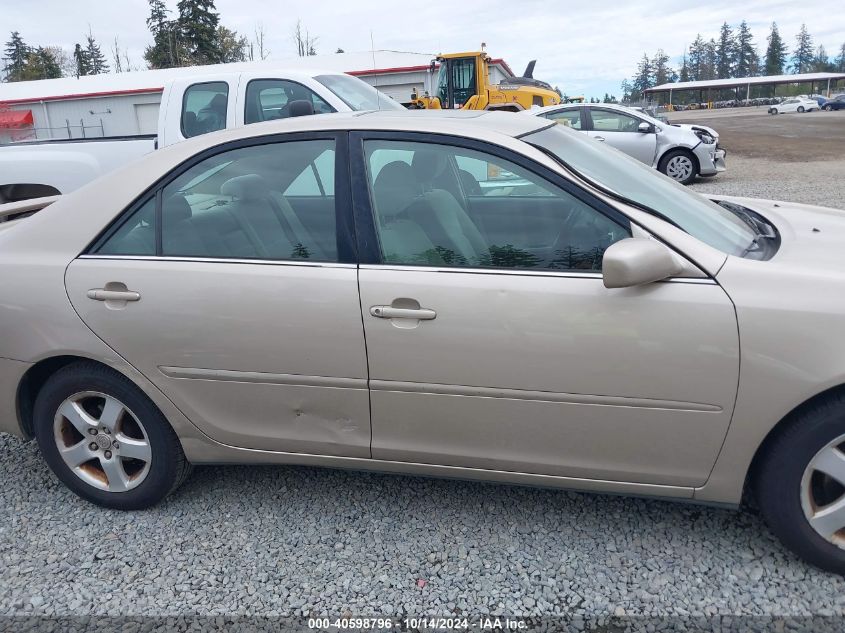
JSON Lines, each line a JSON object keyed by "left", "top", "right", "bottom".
{"left": 798, "top": 106, "right": 805, "bottom": 113}
{"left": 770, "top": 108, "right": 778, "bottom": 115}
{"left": 33, "top": 361, "right": 191, "bottom": 510}
{"left": 755, "top": 394, "right": 845, "bottom": 574}
{"left": 657, "top": 149, "right": 698, "bottom": 185}
{"left": 824, "top": 105, "right": 833, "bottom": 111}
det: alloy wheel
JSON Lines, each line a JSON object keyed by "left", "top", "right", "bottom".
{"left": 665, "top": 155, "right": 694, "bottom": 182}
{"left": 801, "top": 435, "right": 845, "bottom": 548}
{"left": 53, "top": 391, "right": 152, "bottom": 493}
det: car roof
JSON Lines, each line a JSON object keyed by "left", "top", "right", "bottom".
{"left": 528, "top": 102, "right": 641, "bottom": 116}
{"left": 169, "top": 109, "right": 555, "bottom": 155}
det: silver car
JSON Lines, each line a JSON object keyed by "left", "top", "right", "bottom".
{"left": 1, "top": 111, "right": 845, "bottom": 573}
{"left": 529, "top": 103, "right": 726, "bottom": 185}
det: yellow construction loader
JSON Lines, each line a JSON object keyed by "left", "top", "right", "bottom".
{"left": 409, "top": 51, "right": 561, "bottom": 111}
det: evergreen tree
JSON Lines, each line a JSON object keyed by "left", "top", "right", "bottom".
{"left": 679, "top": 54, "right": 690, "bottom": 82}
{"left": 85, "top": 29, "right": 109, "bottom": 74}
{"left": 73, "top": 43, "right": 90, "bottom": 76}
{"left": 687, "top": 35, "right": 706, "bottom": 81}
{"left": 764, "top": 22, "right": 788, "bottom": 75}
{"left": 3, "top": 31, "right": 30, "bottom": 82}
{"left": 145, "top": 0, "right": 182, "bottom": 68}
{"left": 217, "top": 26, "right": 248, "bottom": 63}
{"left": 734, "top": 21, "right": 757, "bottom": 78}
{"left": 651, "top": 49, "right": 674, "bottom": 86}
{"left": 701, "top": 39, "right": 717, "bottom": 80}
{"left": 20, "top": 47, "right": 62, "bottom": 80}
{"left": 792, "top": 24, "right": 813, "bottom": 74}
{"left": 811, "top": 45, "right": 830, "bottom": 72}
{"left": 177, "top": 0, "right": 221, "bottom": 65}
{"left": 620, "top": 79, "right": 632, "bottom": 102}
{"left": 630, "top": 53, "right": 653, "bottom": 101}
{"left": 715, "top": 22, "right": 735, "bottom": 78}
{"left": 837, "top": 43, "right": 845, "bottom": 72}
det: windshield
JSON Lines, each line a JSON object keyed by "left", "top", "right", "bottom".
{"left": 525, "top": 125, "right": 757, "bottom": 256}
{"left": 314, "top": 74, "right": 404, "bottom": 112}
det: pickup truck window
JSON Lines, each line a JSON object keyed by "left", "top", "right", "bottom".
{"left": 244, "top": 79, "right": 335, "bottom": 123}
{"left": 182, "top": 81, "right": 229, "bottom": 139}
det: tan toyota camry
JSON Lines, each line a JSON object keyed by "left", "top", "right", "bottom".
{"left": 1, "top": 111, "right": 845, "bottom": 572}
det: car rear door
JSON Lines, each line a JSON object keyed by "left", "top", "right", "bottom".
{"left": 585, "top": 108, "right": 657, "bottom": 165}
{"left": 352, "top": 131, "right": 739, "bottom": 487}
{"left": 65, "top": 132, "right": 371, "bottom": 457}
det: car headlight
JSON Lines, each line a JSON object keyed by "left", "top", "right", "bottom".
{"left": 694, "top": 129, "right": 716, "bottom": 144}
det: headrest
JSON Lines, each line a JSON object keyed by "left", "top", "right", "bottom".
{"left": 221, "top": 174, "right": 270, "bottom": 202}
{"left": 412, "top": 149, "right": 448, "bottom": 184}
{"left": 288, "top": 100, "right": 314, "bottom": 118}
{"left": 372, "top": 162, "right": 420, "bottom": 218}
{"left": 162, "top": 195, "right": 192, "bottom": 223}
{"left": 209, "top": 93, "right": 227, "bottom": 111}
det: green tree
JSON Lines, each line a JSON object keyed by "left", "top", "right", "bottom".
{"left": 679, "top": 54, "right": 690, "bottom": 82}
{"left": 836, "top": 43, "right": 845, "bottom": 72}
{"left": 85, "top": 29, "right": 109, "bottom": 74}
{"left": 811, "top": 45, "right": 831, "bottom": 72}
{"left": 177, "top": 0, "right": 221, "bottom": 65}
{"left": 715, "top": 22, "right": 735, "bottom": 78}
{"left": 620, "top": 79, "right": 632, "bottom": 102}
{"left": 792, "top": 24, "right": 813, "bottom": 73}
{"left": 701, "top": 39, "right": 717, "bottom": 80}
{"left": 73, "top": 43, "right": 90, "bottom": 76}
{"left": 687, "top": 35, "right": 706, "bottom": 81}
{"left": 764, "top": 22, "right": 787, "bottom": 75}
{"left": 651, "top": 49, "right": 674, "bottom": 86}
{"left": 734, "top": 21, "right": 757, "bottom": 78}
{"left": 3, "top": 31, "right": 30, "bottom": 82}
{"left": 629, "top": 53, "right": 653, "bottom": 101}
{"left": 145, "top": 0, "right": 183, "bottom": 68}
{"left": 20, "top": 47, "right": 62, "bottom": 80}
{"left": 217, "top": 26, "right": 248, "bottom": 63}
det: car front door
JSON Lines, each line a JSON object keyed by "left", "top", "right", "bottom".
{"left": 65, "top": 133, "right": 371, "bottom": 457}
{"left": 585, "top": 108, "right": 657, "bottom": 165}
{"left": 353, "top": 133, "right": 739, "bottom": 487}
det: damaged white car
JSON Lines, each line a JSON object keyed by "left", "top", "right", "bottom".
{"left": 529, "top": 103, "right": 726, "bottom": 185}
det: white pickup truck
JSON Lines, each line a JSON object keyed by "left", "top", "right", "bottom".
{"left": 0, "top": 68, "right": 403, "bottom": 204}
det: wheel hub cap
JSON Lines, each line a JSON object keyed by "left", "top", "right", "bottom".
{"left": 666, "top": 156, "right": 693, "bottom": 181}
{"left": 801, "top": 435, "right": 845, "bottom": 549}
{"left": 52, "top": 391, "right": 152, "bottom": 493}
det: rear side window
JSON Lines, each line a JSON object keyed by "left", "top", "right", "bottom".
{"left": 95, "top": 197, "right": 156, "bottom": 256}
{"left": 244, "top": 79, "right": 334, "bottom": 123}
{"left": 182, "top": 82, "right": 229, "bottom": 138}
{"left": 545, "top": 108, "right": 583, "bottom": 130}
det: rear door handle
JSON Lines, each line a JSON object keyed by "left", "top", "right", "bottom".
{"left": 370, "top": 306, "right": 436, "bottom": 320}
{"left": 87, "top": 289, "right": 141, "bottom": 302}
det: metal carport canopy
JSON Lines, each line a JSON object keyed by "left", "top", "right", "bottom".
{"left": 645, "top": 72, "right": 845, "bottom": 95}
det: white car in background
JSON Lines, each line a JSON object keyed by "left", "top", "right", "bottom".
{"left": 769, "top": 97, "right": 820, "bottom": 114}
{"left": 528, "top": 103, "right": 725, "bottom": 185}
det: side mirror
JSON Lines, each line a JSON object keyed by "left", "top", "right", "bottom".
{"left": 602, "top": 238, "right": 684, "bottom": 289}
{"left": 637, "top": 121, "right": 652, "bottom": 133}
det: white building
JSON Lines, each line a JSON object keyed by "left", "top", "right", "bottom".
{"left": 0, "top": 50, "right": 516, "bottom": 141}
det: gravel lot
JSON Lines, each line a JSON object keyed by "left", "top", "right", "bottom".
{"left": 3, "top": 431, "right": 845, "bottom": 621}
{"left": 3, "top": 108, "right": 845, "bottom": 626}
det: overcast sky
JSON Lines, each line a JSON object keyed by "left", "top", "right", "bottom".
{"left": 4, "top": 0, "right": 845, "bottom": 97}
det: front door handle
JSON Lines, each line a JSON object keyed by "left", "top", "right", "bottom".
{"left": 594, "top": 135, "right": 606, "bottom": 142}
{"left": 370, "top": 305, "right": 436, "bottom": 320}
{"left": 87, "top": 289, "right": 141, "bottom": 302}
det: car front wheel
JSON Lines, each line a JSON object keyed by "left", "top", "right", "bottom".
{"left": 798, "top": 106, "right": 805, "bottom": 113}
{"left": 824, "top": 105, "right": 833, "bottom": 111}
{"left": 33, "top": 361, "right": 191, "bottom": 510}
{"left": 756, "top": 394, "right": 845, "bottom": 574}
{"left": 658, "top": 149, "right": 698, "bottom": 185}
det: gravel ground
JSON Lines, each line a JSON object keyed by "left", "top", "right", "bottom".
{"left": 3, "top": 432, "right": 845, "bottom": 621}
{"left": 690, "top": 155, "right": 845, "bottom": 208}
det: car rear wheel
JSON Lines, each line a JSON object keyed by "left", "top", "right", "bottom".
{"left": 769, "top": 108, "right": 778, "bottom": 115}
{"left": 658, "top": 150, "right": 697, "bottom": 185}
{"left": 798, "top": 106, "right": 805, "bottom": 113}
{"left": 755, "top": 394, "right": 845, "bottom": 574}
{"left": 33, "top": 361, "right": 191, "bottom": 510}
{"left": 824, "top": 105, "right": 833, "bottom": 111}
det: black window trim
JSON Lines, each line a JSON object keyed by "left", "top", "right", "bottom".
{"left": 180, "top": 80, "right": 230, "bottom": 140}
{"left": 243, "top": 78, "right": 337, "bottom": 125}
{"left": 86, "top": 131, "right": 357, "bottom": 265}
{"left": 348, "top": 130, "right": 632, "bottom": 269}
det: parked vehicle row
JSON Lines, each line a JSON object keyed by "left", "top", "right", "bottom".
{"left": 0, "top": 69, "right": 403, "bottom": 204}
{"left": 769, "top": 97, "right": 821, "bottom": 114}
{"left": 528, "top": 102, "right": 725, "bottom": 184}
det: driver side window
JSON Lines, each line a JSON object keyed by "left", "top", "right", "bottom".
{"left": 244, "top": 79, "right": 334, "bottom": 123}
{"left": 590, "top": 109, "right": 640, "bottom": 133}
{"left": 364, "top": 140, "right": 629, "bottom": 271}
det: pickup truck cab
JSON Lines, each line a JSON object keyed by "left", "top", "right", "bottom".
{"left": 0, "top": 68, "right": 403, "bottom": 203}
